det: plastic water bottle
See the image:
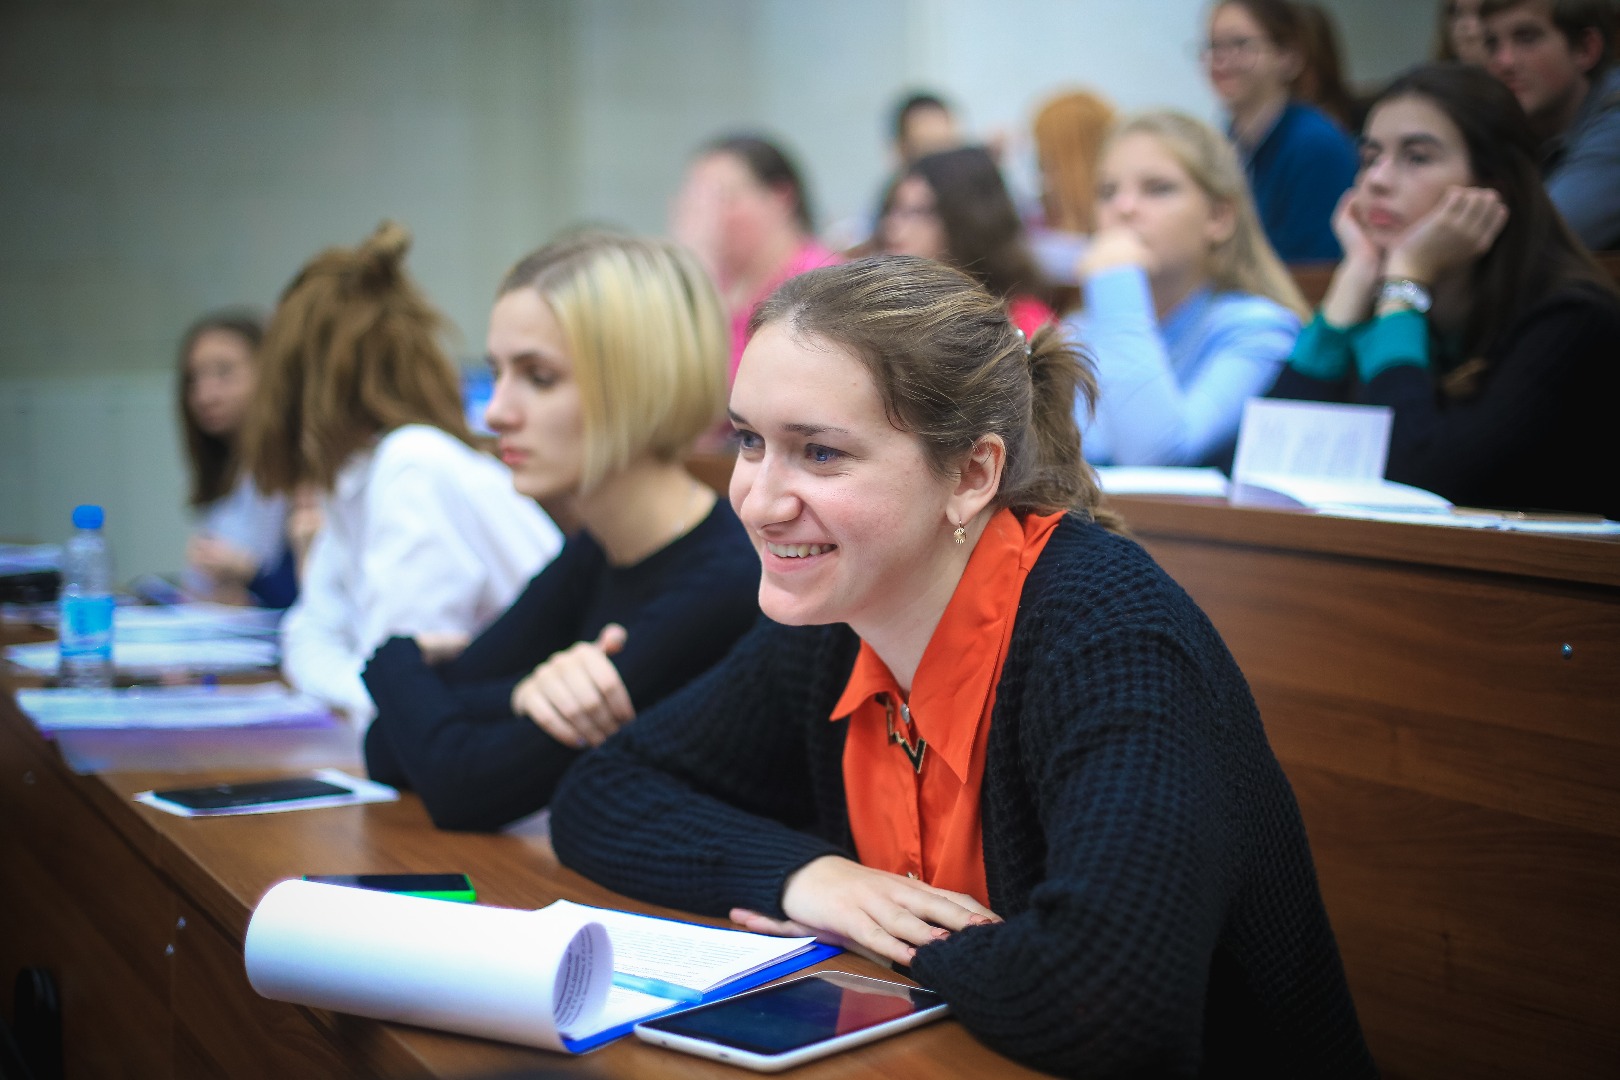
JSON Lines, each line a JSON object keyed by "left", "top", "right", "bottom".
{"left": 58, "top": 504, "right": 115, "bottom": 688}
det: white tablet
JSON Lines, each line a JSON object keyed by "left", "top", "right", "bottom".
{"left": 634, "top": 971, "right": 949, "bottom": 1072}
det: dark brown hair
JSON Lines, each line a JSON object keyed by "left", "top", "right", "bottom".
{"left": 1370, "top": 64, "right": 1618, "bottom": 393}
{"left": 883, "top": 146, "right": 1043, "bottom": 302}
{"left": 243, "top": 221, "right": 474, "bottom": 494}
{"left": 1479, "top": 0, "right": 1616, "bottom": 74}
{"left": 1294, "top": 2, "right": 1359, "bottom": 129}
{"left": 750, "top": 255, "right": 1118, "bottom": 528}
{"left": 702, "top": 134, "right": 816, "bottom": 234}
{"left": 1219, "top": 0, "right": 1307, "bottom": 52}
{"left": 177, "top": 310, "right": 265, "bottom": 507}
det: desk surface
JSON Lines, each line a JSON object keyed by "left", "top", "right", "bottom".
{"left": 0, "top": 685, "right": 1040, "bottom": 1079}
{"left": 1110, "top": 494, "right": 1620, "bottom": 1080}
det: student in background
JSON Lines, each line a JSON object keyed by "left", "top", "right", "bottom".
{"left": 1070, "top": 112, "right": 1307, "bottom": 467}
{"left": 362, "top": 233, "right": 759, "bottom": 832}
{"left": 1270, "top": 64, "right": 1620, "bottom": 518}
{"left": 1028, "top": 88, "right": 1116, "bottom": 286}
{"left": 1436, "top": 0, "right": 1491, "bottom": 65}
{"left": 892, "top": 91, "right": 964, "bottom": 167}
{"left": 177, "top": 310, "right": 299, "bottom": 608}
{"left": 671, "top": 135, "right": 839, "bottom": 378}
{"left": 1204, "top": 0, "right": 1359, "bottom": 261}
{"left": 1481, "top": 0, "right": 1620, "bottom": 248}
{"left": 243, "top": 222, "right": 562, "bottom": 723}
{"left": 879, "top": 146, "right": 1055, "bottom": 337}
{"left": 550, "top": 256, "right": 1374, "bottom": 1078}
{"left": 1295, "top": 2, "right": 1363, "bottom": 132}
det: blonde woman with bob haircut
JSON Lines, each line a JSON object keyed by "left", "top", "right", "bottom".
{"left": 244, "top": 222, "right": 562, "bottom": 724}
{"left": 1069, "top": 110, "right": 1308, "bottom": 467}
{"left": 362, "top": 232, "right": 760, "bottom": 832}
{"left": 550, "top": 256, "right": 1373, "bottom": 1076}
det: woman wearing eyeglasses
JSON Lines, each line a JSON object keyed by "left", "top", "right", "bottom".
{"left": 1204, "top": 0, "right": 1359, "bottom": 262}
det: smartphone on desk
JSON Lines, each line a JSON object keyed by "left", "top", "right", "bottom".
{"left": 634, "top": 971, "right": 949, "bottom": 1072}
{"left": 153, "top": 777, "right": 351, "bottom": 812}
{"left": 303, "top": 873, "right": 476, "bottom": 903}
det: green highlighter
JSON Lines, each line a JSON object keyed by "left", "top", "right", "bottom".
{"left": 303, "top": 873, "right": 477, "bottom": 903}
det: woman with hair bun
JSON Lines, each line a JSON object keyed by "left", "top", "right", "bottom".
{"left": 1072, "top": 111, "right": 1307, "bottom": 466}
{"left": 243, "top": 222, "right": 562, "bottom": 723}
{"left": 550, "top": 256, "right": 1373, "bottom": 1077}
{"left": 362, "top": 232, "right": 760, "bottom": 831}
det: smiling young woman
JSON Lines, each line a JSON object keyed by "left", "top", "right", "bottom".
{"left": 360, "top": 232, "right": 760, "bottom": 831}
{"left": 1069, "top": 111, "right": 1308, "bottom": 467}
{"left": 549, "top": 256, "right": 1375, "bottom": 1077}
{"left": 1269, "top": 63, "right": 1620, "bottom": 517}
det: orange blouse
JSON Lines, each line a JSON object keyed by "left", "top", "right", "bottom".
{"left": 830, "top": 508, "right": 1063, "bottom": 908}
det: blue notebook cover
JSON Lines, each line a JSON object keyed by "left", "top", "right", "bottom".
{"left": 561, "top": 941, "right": 842, "bottom": 1054}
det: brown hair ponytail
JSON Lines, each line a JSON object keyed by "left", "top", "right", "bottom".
{"left": 751, "top": 255, "right": 1120, "bottom": 531}
{"left": 244, "top": 221, "right": 473, "bottom": 495}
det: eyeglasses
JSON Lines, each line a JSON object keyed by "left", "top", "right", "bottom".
{"left": 1198, "top": 36, "right": 1267, "bottom": 62}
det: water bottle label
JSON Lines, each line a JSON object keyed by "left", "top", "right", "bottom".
{"left": 60, "top": 595, "right": 115, "bottom": 657}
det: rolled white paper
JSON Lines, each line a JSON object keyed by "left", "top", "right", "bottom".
{"left": 244, "top": 879, "right": 612, "bottom": 1050}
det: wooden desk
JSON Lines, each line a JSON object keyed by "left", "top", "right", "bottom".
{"left": 1109, "top": 495, "right": 1620, "bottom": 1080}
{"left": 0, "top": 691, "right": 1037, "bottom": 1079}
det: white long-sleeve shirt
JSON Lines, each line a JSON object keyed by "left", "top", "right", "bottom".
{"left": 280, "top": 425, "right": 562, "bottom": 723}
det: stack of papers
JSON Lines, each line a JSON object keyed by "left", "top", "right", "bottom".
{"left": 15, "top": 683, "right": 332, "bottom": 733}
{"left": 4, "top": 638, "right": 277, "bottom": 677}
{"left": 5, "top": 602, "right": 283, "bottom": 676}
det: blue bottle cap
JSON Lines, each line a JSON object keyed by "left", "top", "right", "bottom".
{"left": 72, "top": 504, "right": 104, "bottom": 530}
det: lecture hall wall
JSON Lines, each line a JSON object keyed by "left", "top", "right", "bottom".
{"left": 0, "top": 0, "right": 1431, "bottom": 578}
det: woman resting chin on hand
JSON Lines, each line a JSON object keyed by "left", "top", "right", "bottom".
{"left": 549, "top": 255, "right": 1376, "bottom": 1078}
{"left": 1068, "top": 112, "right": 1307, "bottom": 469}
{"left": 1271, "top": 64, "right": 1620, "bottom": 519}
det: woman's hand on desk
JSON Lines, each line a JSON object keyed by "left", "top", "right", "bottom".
{"left": 186, "top": 535, "right": 258, "bottom": 587}
{"left": 511, "top": 623, "right": 633, "bottom": 749}
{"left": 730, "top": 855, "right": 1002, "bottom": 969}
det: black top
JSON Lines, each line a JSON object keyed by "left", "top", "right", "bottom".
{"left": 550, "top": 515, "right": 1375, "bottom": 1078}
{"left": 363, "top": 499, "right": 760, "bottom": 831}
{"left": 1270, "top": 282, "right": 1620, "bottom": 518}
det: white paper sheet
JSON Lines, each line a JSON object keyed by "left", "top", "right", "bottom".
{"left": 1094, "top": 467, "right": 1231, "bottom": 497}
{"left": 4, "top": 637, "right": 277, "bottom": 676}
{"left": 244, "top": 879, "right": 613, "bottom": 1051}
{"left": 1233, "top": 399, "right": 1393, "bottom": 482}
{"left": 549, "top": 900, "right": 816, "bottom": 998}
{"left": 17, "top": 683, "right": 332, "bottom": 732}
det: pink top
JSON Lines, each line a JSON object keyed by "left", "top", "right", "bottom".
{"left": 728, "top": 241, "right": 841, "bottom": 379}
{"left": 1008, "top": 294, "right": 1056, "bottom": 339}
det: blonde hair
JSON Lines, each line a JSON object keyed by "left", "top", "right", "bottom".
{"left": 245, "top": 221, "right": 473, "bottom": 495}
{"left": 1105, "top": 112, "right": 1309, "bottom": 318}
{"left": 1032, "top": 89, "right": 1117, "bottom": 234}
{"left": 499, "top": 232, "right": 728, "bottom": 492}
